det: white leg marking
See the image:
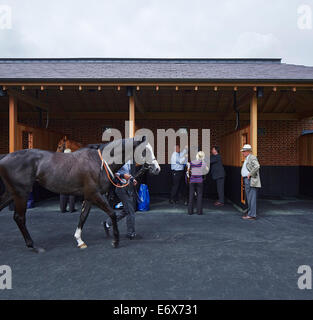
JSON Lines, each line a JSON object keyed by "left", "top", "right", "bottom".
{"left": 147, "top": 143, "right": 161, "bottom": 172}
{"left": 74, "top": 228, "right": 85, "bottom": 247}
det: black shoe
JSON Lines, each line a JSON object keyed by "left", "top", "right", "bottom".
{"left": 169, "top": 200, "right": 174, "bottom": 204}
{"left": 126, "top": 233, "right": 143, "bottom": 240}
{"left": 102, "top": 222, "right": 110, "bottom": 237}
{"left": 70, "top": 209, "right": 77, "bottom": 213}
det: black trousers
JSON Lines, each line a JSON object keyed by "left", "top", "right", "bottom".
{"left": 107, "top": 184, "right": 136, "bottom": 236}
{"left": 60, "top": 194, "right": 76, "bottom": 212}
{"left": 215, "top": 177, "right": 225, "bottom": 203}
{"left": 170, "top": 170, "right": 186, "bottom": 202}
{"left": 188, "top": 183, "right": 203, "bottom": 215}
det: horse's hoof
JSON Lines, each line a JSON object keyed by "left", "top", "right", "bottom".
{"left": 78, "top": 243, "right": 88, "bottom": 249}
{"left": 30, "top": 247, "right": 46, "bottom": 254}
{"left": 111, "top": 241, "right": 119, "bottom": 248}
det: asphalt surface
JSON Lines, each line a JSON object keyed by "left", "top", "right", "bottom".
{"left": 0, "top": 196, "right": 313, "bottom": 300}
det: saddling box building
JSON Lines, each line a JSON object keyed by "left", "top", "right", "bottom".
{"left": 0, "top": 58, "right": 312, "bottom": 207}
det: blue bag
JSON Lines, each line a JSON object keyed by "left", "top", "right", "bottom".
{"left": 27, "top": 192, "right": 34, "bottom": 209}
{"left": 137, "top": 184, "right": 150, "bottom": 211}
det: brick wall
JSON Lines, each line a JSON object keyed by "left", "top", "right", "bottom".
{"left": 1, "top": 117, "right": 313, "bottom": 166}
{"left": 258, "top": 120, "right": 313, "bottom": 166}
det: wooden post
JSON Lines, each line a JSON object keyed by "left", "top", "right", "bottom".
{"left": 250, "top": 94, "right": 258, "bottom": 156}
{"left": 9, "top": 95, "right": 17, "bottom": 153}
{"left": 129, "top": 95, "right": 135, "bottom": 138}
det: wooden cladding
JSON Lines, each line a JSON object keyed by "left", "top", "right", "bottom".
{"left": 220, "top": 126, "right": 250, "bottom": 167}
{"left": 220, "top": 126, "right": 250, "bottom": 205}
{"left": 16, "top": 123, "right": 64, "bottom": 152}
{"left": 299, "top": 133, "right": 313, "bottom": 166}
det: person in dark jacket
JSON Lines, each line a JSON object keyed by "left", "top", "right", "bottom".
{"left": 103, "top": 160, "right": 141, "bottom": 240}
{"left": 210, "top": 146, "right": 225, "bottom": 206}
{"left": 59, "top": 148, "right": 77, "bottom": 213}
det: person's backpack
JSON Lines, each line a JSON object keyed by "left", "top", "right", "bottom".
{"left": 137, "top": 184, "right": 150, "bottom": 211}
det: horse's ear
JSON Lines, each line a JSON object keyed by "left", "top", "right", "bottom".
{"left": 133, "top": 135, "right": 146, "bottom": 147}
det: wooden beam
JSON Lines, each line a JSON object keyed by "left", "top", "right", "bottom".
{"left": 260, "top": 91, "right": 273, "bottom": 113}
{"left": 7, "top": 88, "right": 49, "bottom": 111}
{"left": 237, "top": 91, "right": 252, "bottom": 110}
{"left": 133, "top": 92, "right": 145, "bottom": 114}
{"left": 7, "top": 88, "right": 66, "bottom": 115}
{"left": 129, "top": 95, "right": 135, "bottom": 138}
{"left": 0, "top": 111, "right": 301, "bottom": 121}
{"left": 9, "top": 95, "right": 17, "bottom": 153}
{"left": 250, "top": 94, "right": 258, "bottom": 156}
{"left": 1, "top": 82, "right": 313, "bottom": 88}
{"left": 263, "top": 91, "right": 283, "bottom": 113}
{"left": 297, "top": 110, "right": 313, "bottom": 120}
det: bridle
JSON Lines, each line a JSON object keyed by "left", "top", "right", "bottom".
{"left": 97, "top": 149, "right": 155, "bottom": 189}
{"left": 97, "top": 149, "right": 130, "bottom": 188}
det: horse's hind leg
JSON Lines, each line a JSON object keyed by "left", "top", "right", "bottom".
{"left": 0, "top": 191, "right": 13, "bottom": 211}
{"left": 74, "top": 200, "right": 92, "bottom": 249}
{"left": 89, "top": 192, "right": 119, "bottom": 248}
{"left": 13, "top": 196, "right": 45, "bottom": 253}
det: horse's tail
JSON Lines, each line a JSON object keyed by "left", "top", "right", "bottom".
{"left": 0, "top": 154, "right": 12, "bottom": 211}
{"left": 0, "top": 154, "right": 7, "bottom": 195}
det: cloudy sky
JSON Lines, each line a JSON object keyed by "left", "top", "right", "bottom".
{"left": 0, "top": 0, "right": 313, "bottom": 65}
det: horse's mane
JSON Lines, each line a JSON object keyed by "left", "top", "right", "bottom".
{"left": 85, "top": 138, "right": 139, "bottom": 152}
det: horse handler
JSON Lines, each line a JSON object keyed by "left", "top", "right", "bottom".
{"left": 103, "top": 161, "right": 142, "bottom": 240}
{"left": 59, "top": 148, "right": 77, "bottom": 213}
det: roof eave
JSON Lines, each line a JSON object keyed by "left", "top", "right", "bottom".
{"left": 1, "top": 78, "right": 313, "bottom": 85}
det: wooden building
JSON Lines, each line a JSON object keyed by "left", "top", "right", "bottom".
{"left": 0, "top": 58, "right": 312, "bottom": 206}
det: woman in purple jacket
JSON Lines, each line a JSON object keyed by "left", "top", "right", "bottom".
{"left": 187, "top": 151, "right": 209, "bottom": 215}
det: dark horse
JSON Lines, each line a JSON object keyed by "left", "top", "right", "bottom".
{"left": 0, "top": 138, "right": 160, "bottom": 252}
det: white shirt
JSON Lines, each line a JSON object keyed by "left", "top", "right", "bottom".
{"left": 241, "top": 154, "right": 250, "bottom": 177}
{"left": 171, "top": 149, "right": 187, "bottom": 171}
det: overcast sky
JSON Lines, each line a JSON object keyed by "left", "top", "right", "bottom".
{"left": 0, "top": 0, "right": 313, "bottom": 65}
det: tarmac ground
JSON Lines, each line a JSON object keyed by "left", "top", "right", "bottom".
{"left": 0, "top": 196, "right": 313, "bottom": 300}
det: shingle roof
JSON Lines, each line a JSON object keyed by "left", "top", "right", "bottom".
{"left": 0, "top": 58, "right": 313, "bottom": 83}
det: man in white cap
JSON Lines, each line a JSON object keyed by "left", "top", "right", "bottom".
{"left": 241, "top": 144, "right": 261, "bottom": 220}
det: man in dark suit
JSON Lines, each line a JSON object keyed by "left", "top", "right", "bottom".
{"left": 59, "top": 148, "right": 77, "bottom": 213}
{"left": 103, "top": 160, "right": 141, "bottom": 240}
{"left": 210, "top": 146, "right": 225, "bottom": 206}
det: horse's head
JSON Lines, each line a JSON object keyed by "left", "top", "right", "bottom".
{"left": 56, "top": 136, "right": 67, "bottom": 152}
{"left": 134, "top": 137, "right": 161, "bottom": 175}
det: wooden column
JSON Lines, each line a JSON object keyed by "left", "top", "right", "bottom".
{"left": 9, "top": 95, "right": 17, "bottom": 153}
{"left": 250, "top": 94, "right": 258, "bottom": 156}
{"left": 129, "top": 95, "right": 135, "bottom": 138}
